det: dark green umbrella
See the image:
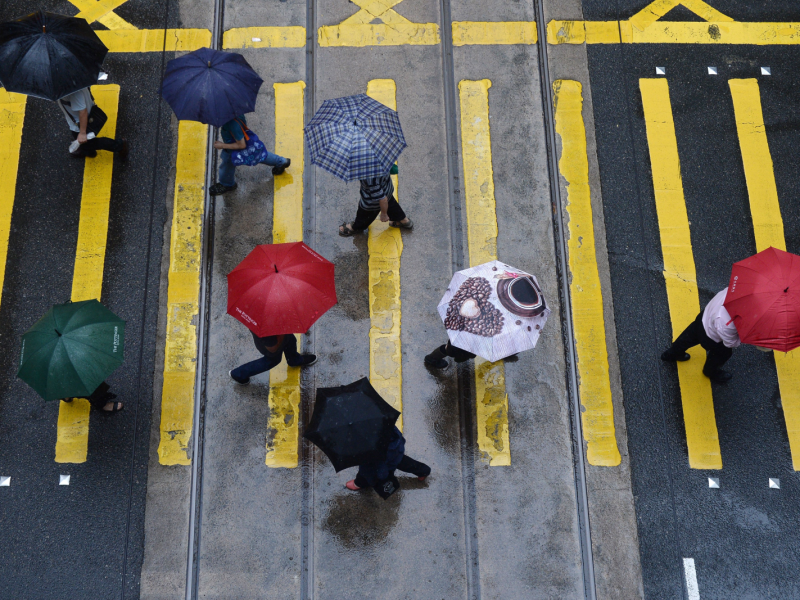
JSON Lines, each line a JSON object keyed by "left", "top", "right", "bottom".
{"left": 17, "top": 299, "right": 125, "bottom": 401}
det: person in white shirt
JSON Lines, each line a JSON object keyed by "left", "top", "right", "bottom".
{"left": 661, "top": 287, "right": 740, "bottom": 383}
{"left": 57, "top": 88, "right": 128, "bottom": 159}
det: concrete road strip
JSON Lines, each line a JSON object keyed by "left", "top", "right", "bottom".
{"left": 640, "top": 78, "right": 722, "bottom": 470}
{"left": 729, "top": 78, "right": 800, "bottom": 471}
{"left": 56, "top": 84, "right": 120, "bottom": 464}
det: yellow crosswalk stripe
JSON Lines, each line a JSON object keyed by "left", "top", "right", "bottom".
{"left": 56, "top": 85, "right": 120, "bottom": 464}
{"left": 451, "top": 22, "right": 537, "bottom": 46}
{"left": 640, "top": 78, "right": 722, "bottom": 470}
{"left": 729, "top": 78, "right": 800, "bottom": 471}
{"left": 366, "top": 79, "right": 404, "bottom": 431}
{"left": 458, "top": 79, "right": 510, "bottom": 466}
{"left": 158, "top": 121, "right": 208, "bottom": 466}
{"left": 97, "top": 29, "right": 211, "bottom": 53}
{"left": 0, "top": 90, "right": 27, "bottom": 312}
{"left": 222, "top": 27, "right": 306, "bottom": 49}
{"left": 265, "top": 82, "right": 306, "bottom": 468}
{"left": 552, "top": 80, "right": 621, "bottom": 467}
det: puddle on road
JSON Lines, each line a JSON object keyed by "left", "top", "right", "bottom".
{"left": 322, "top": 491, "right": 400, "bottom": 549}
{"left": 332, "top": 246, "right": 369, "bottom": 321}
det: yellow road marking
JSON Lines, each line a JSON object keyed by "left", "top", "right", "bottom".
{"left": 729, "top": 79, "right": 800, "bottom": 471}
{"left": 318, "top": 0, "right": 439, "bottom": 47}
{"left": 0, "top": 90, "right": 26, "bottom": 313}
{"left": 458, "top": 79, "right": 510, "bottom": 466}
{"left": 640, "top": 78, "right": 721, "bottom": 470}
{"left": 97, "top": 29, "right": 211, "bottom": 53}
{"left": 223, "top": 27, "right": 306, "bottom": 48}
{"left": 366, "top": 79, "right": 404, "bottom": 431}
{"left": 452, "top": 22, "right": 537, "bottom": 46}
{"left": 158, "top": 121, "right": 208, "bottom": 466}
{"left": 548, "top": 0, "right": 800, "bottom": 45}
{"left": 56, "top": 85, "right": 120, "bottom": 464}
{"left": 553, "top": 80, "right": 621, "bottom": 467}
{"left": 69, "top": 0, "right": 135, "bottom": 29}
{"left": 265, "top": 82, "right": 306, "bottom": 468}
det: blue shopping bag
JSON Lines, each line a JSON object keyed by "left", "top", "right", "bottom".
{"left": 230, "top": 120, "right": 268, "bottom": 166}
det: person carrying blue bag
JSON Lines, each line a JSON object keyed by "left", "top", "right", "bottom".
{"left": 209, "top": 115, "right": 291, "bottom": 196}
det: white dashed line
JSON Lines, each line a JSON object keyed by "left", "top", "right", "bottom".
{"left": 683, "top": 558, "right": 701, "bottom": 600}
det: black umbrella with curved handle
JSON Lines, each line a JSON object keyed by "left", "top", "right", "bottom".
{"left": 303, "top": 377, "right": 400, "bottom": 472}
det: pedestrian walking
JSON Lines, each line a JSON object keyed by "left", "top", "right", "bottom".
{"left": 229, "top": 333, "right": 316, "bottom": 385}
{"left": 338, "top": 170, "right": 412, "bottom": 236}
{"left": 209, "top": 115, "right": 290, "bottom": 196}
{"left": 661, "top": 287, "right": 740, "bottom": 383}
{"left": 345, "top": 426, "right": 431, "bottom": 498}
{"left": 61, "top": 381, "right": 122, "bottom": 413}
{"left": 424, "top": 340, "right": 475, "bottom": 369}
{"left": 58, "top": 87, "right": 128, "bottom": 159}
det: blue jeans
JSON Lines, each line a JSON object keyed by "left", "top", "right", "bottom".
{"left": 231, "top": 335, "right": 303, "bottom": 381}
{"left": 218, "top": 149, "right": 288, "bottom": 187}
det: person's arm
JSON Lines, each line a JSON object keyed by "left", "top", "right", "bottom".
{"left": 378, "top": 197, "right": 390, "bottom": 222}
{"left": 77, "top": 109, "right": 89, "bottom": 143}
{"left": 265, "top": 335, "right": 285, "bottom": 353}
{"left": 213, "top": 138, "right": 246, "bottom": 150}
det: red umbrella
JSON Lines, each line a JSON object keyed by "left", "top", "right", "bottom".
{"left": 227, "top": 242, "right": 337, "bottom": 337}
{"left": 724, "top": 247, "right": 800, "bottom": 352}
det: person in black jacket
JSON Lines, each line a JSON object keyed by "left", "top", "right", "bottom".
{"left": 60, "top": 381, "right": 122, "bottom": 412}
{"left": 229, "top": 332, "right": 316, "bottom": 385}
{"left": 345, "top": 427, "right": 430, "bottom": 497}
{"left": 424, "top": 340, "right": 476, "bottom": 369}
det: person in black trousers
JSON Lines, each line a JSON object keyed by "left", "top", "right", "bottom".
{"left": 61, "top": 381, "right": 122, "bottom": 412}
{"left": 424, "top": 340, "right": 476, "bottom": 369}
{"left": 58, "top": 88, "right": 129, "bottom": 159}
{"left": 338, "top": 172, "right": 412, "bottom": 236}
{"left": 346, "top": 426, "right": 430, "bottom": 496}
{"left": 230, "top": 332, "right": 316, "bottom": 384}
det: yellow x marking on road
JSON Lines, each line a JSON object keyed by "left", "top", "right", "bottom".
{"left": 318, "top": 0, "right": 439, "bottom": 46}
{"left": 68, "top": 0, "right": 137, "bottom": 30}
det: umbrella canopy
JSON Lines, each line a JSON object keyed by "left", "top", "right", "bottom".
{"left": 437, "top": 260, "right": 550, "bottom": 362}
{"left": 160, "top": 47, "right": 263, "bottom": 127}
{"left": 724, "top": 247, "right": 800, "bottom": 352}
{"left": 303, "top": 377, "right": 400, "bottom": 472}
{"left": 17, "top": 299, "right": 125, "bottom": 401}
{"left": 0, "top": 11, "right": 108, "bottom": 101}
{"left": 304, "top": 94, "right": 406, "bottom": 181}
{"left": 227, "top": 242, "right": 337, "bottom": 337}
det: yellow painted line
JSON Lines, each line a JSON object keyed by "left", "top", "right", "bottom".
{"left": 729, "top": 79, "right": 800, "bottom": 470}
{"left": 458, "top": 79, "right": 510, "bottom": 466}
{"left": 318, "top": 0, "right": 439, "bottom": 47}
{"left": 553, "top": 80, "right": 620, "bottom": 467}
{"left": 452, "top": 21, "right": 537, "bottom": 46}
{"left": 265, "top": 82, "right": 306, "bottom": 468}
{"left": 97, "top": 29, "right": 211, "bottom": 53}
{"left": 0, "top": 90, "right": 26, "bottom": 313}
{"left": 223, "top": 27, "right": 306, "bottom": 48}
{"left": 56, "top": 85, "right": 120, "bottom": 464}
{"left": 158, "top": 121, "right": 208, "bottom": 466}
{"left": 547, "top": 20, "right": 621, "bottom": 45}
{"left": 97, "top": 12, "right": 137, "bottom": 30}
{"left": 640, "top": 78, "right": 721, "bottom": 470}
{"left": 628, "top": 0, "right": 731, "bottom": 31}
{"left": 366, "top": 79, "right": 403, "bottom": 432}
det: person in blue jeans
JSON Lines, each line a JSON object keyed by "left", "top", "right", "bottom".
{"left": 209, "top": 114, "right": 291, "bottom": 196}
{"left": 229, "top": 332, "right": 316, "bottom": 384}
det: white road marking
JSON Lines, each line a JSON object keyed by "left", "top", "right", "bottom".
{"left": 708, "top": 66, "right": 718, "bottom": 75}
{"left": 761, "top": 67, "right": 771, "bottom": 75}
{"left": 59, "top": 475, "right": 70, "bottom": 486}
{"left": 683, "top": 558, "right": 701, "bottom": 600}
{"left": 0, "top": 476, "right": 9, "bottom": 486}
{"left": 708, "top": 477, "right": 719, "bottom": 488}
{"left": 656, "top": 66, "right": 666, "bottom": 75}
{"left": 769, "top": 478, "right": 780, "bottom": 489}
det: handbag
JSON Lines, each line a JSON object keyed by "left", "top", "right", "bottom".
{"left": 229, "top": 119, "right": 268, "bottom": 166}
{"left": 58, "top": 92, "right": 108, "bottom": 136}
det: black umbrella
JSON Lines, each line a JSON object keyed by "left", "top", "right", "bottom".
{"left": 303, "top": 377, "right": 400, "bottom": 472}
{"left": 0, "top": 11, "right": 108, "bottom": 101}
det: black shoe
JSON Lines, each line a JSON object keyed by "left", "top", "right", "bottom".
{"left": 299, "top": 354, "right": 317, "bottom": 367}
{"left": 229, "top": 370, "right": 250, "bottom": 385}
{"left": 74, "top": 149, "right": 98, "bottom": 158}
{"left": 117, "top": 140, "right": 129, "bottom": 160}
{"left": 661, "top": 350, "right": 690, "bottom": 362}
{"left": 703, "top": 369, "right": 732, "bottom": 383}
{"left": 424, "top": 355, "right": 448, "bottom": 369}
{"left": 272, "top": 158, "right": 290, "bottom": 176}
{"left": 210, "top": 182, "right": 238, "bottom": 196}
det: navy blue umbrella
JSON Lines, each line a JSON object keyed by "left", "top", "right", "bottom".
{"left": 305, "top": 94, "right": 406, "bottom": 181}
{"left": 160, "top": 47, "right": 263, "bottom": 127}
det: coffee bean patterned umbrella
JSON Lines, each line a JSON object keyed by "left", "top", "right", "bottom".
{"left": 437, "top": 261, "right": 550, "bottom": 362}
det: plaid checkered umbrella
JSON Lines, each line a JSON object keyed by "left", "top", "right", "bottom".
{"left": 305, "top": 94, "right": 406, "bottom": 181}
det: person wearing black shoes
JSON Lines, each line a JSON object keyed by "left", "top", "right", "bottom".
{"left": 424, "top": 340, "right": 476, "bottom": 369}
{"left": 229, "top": 332, "right": 316, "bottom": 385}
{"left": 660, "top": 287, "right": 740, "bottom": 383}
{"left": 58, "top": 87, "right": 129, "bottom": 159}
{"left": 209, "top": 115, "right": 290, "bottom": 196}
{"left": 60, "top": 381, "right": 123, "bottom": 413}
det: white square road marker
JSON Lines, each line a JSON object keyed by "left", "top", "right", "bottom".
{"left": 251, "top": 37, "right": 262, "bottom": 42}
{"left": 769, "top": 478, "right": 780, "bottom": 489}
{"left": 0, "top": 476, "right": 9, "bottom": 487}
{"left": 708, "top": 66, "right": 718, "bottom": 75}
{"left": 708, "top": 477, "right": 720, "bottom": 488}
{"left": 656, "top": 66, "right": 666, "bottom": 75}
{"left": 683, "top": 558, "right": 701, "bottom": 600}
{"left": 59, "top": 475, "right": 70, "bottom": 486}
{"left": 761, "top": 67, "right": 771, "bottom": 75}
